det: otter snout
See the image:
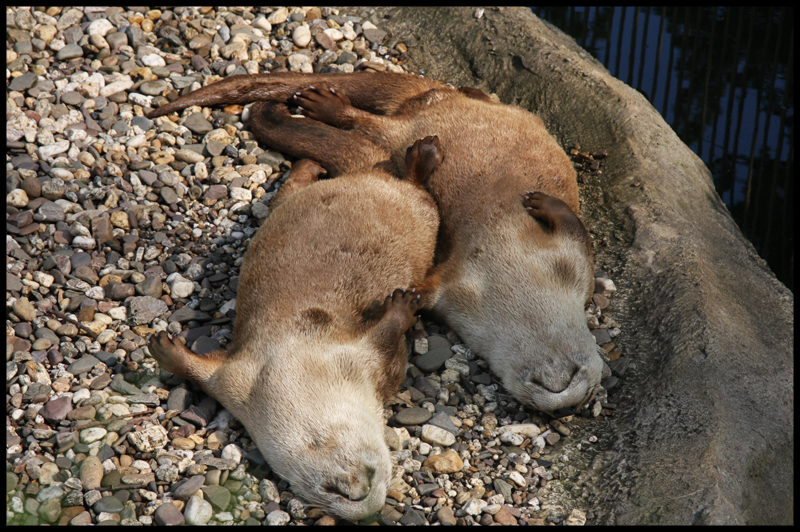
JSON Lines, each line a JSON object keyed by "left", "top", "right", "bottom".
{"left": 512, "top": 348, "right": 606, "bottom": 415}
{"left": 323, "top": 465, "right": 376, "bottom": 502}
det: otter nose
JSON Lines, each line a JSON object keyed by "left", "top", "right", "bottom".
{"left": 324, "top": 466, "right": 375, "bottom": 502}
{"left": 525, "top": 362, "right": 602, "bottom": 415}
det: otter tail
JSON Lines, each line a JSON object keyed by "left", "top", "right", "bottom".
{"left": 146, "top": 71, "right": 439, "bottom": 119}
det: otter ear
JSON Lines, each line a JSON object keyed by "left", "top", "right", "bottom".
{"left": 148, "top": 331, "right": 225, "bottom": 387}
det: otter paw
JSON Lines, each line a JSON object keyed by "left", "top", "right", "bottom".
{"left": 522, "top": 190, "right": 576, "bottom": 231}
{"left": 291, "top": 158, "right": 328, "bottom": 181}
{"left": 148, "top": 331, "right": 188, "bottom": 377}
{"left": 404, "top": 135, "right": 443, "bottom": 185}
{"left": 383, "top": 288, "right": 422, "bottom": 324}
{"left": 292, "top": 86, "right": 352, "bottom": 126}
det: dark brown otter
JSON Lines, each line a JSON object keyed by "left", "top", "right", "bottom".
{"left": 148, "top": 71, "right": 606, "bottom": 415}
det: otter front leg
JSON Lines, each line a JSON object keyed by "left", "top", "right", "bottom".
{"left": 366, "top": 289, "right": 423, "bottom": 401}
{"left": 270, "top": 159, "right": 327, "bottom": 209}
{"left": 523, "top": 191, "right": 593, "bottom": 257}
{"left": 148, "top": 331, "right": 224, "bottom": 390}
{"left": 404, "top": 135, "right": 443, "bottom": 187}
{"left": 247, "top": 101, "right": 391, "bottom": 177}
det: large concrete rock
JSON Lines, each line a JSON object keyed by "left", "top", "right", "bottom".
{"left": 339, "top": 6, "right": 793, "bottom": 525}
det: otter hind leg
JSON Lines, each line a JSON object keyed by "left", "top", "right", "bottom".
{"left": 148, "top": 331, "right": 224, "bottom": 388}
{"left": 147, "top": 72, "right": 439, "bottom": 119}
{"left": 292, "top": 86, "right": 354, "bottom": 128}
{"left": 248, "top": 101, "right": 391, "bottom": 177}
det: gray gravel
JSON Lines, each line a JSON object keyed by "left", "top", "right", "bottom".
{"left": 6, "top": 6, "right": 628, "bottom": 526}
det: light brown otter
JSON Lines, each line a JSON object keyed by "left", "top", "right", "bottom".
{"left": 148, "top": 133, "right": 443, "bottom": 522}
{"left": 147, "top": 71, "right": 607, "bottom": 416}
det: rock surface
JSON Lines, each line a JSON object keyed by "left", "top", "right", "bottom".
{"left": 336, "top": 5, "right": 793, "bottom": 525}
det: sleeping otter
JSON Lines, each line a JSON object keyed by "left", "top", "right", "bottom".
{"left": 148, "top": 71, "right": 607, "bottom": 416}
{"left": 148, "top": 134, "right": 442, "bottom": 522}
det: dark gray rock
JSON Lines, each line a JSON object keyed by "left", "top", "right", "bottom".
{"left": 172, "top": 474, "right": 205, "bottom": 500}
{"left": 9, "top": 72, "right": 38, "bottom": 92}
{"left": 66, "top": 355, "right": 100, "bottom": 376}
{"left": 183, "top": 113, "right": 213, "bottom": 135}
{"left": 166, "top": 385, "right": 193, "bottom": 413}
{"left": 339, "top": 6, "right": 792, "bottom": 525}
{"left": 93, "top": 495, "right": 124, "bottom": 514}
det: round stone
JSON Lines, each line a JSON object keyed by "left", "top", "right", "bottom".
{"left": 184, "top": 495, "right": 213, "bottom": 525}
{"left": 292, "top": 24, "right": 311, "bottom": 47}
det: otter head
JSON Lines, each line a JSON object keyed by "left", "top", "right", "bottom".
{"left": 494, "top": 227, "right": 606, "bottom": 415}
{"left": 442, "top": 220, "right": 606, "bottom": 416}
{"left": 206, "top": 342, "right": 391, "bottom": 523}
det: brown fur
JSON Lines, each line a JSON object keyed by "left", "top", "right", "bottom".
{"left": 148, "top": 137, "right": 441, "bottom": 521}
{"left": 147, "top": 71, "right": 606, "bottom": 415}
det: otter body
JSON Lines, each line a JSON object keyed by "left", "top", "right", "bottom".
{"left": 148, "top": 71, "right": 606, "bottom": 415}
{"left": 149, "top": 137, "right": 442, "bottom": 521}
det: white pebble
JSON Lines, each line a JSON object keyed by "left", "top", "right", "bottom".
{"left": 462, "top": 497, "right": 488, "bottom": 515}
{"left": 107, "top": 307, "right": 127, "bottom": 320}
{"left": 72, "top": 388, "right": 91, "bottom": 403}
{"left": 252, "top": 16, "right": 272, "bottom": 33}
{"left": 85, "top": 286, "right": 105, "bottom": 300}
{"left": 292, "top": 24, "right": 311, "bottom": 47}
{"left": 87, "top": 18, "right": 115, "bottom": 36}
{"left": 101, "top": 79, "right": 134, "bottom": 97}
{"left": 140, "top": 53, "right": 166, "bottom": 68}
{"left": 229, "top": 187, "right": 252, "bottom": 202}
{"left": 497, "top": 423, "right": 541, "bottom": 439}
{"left": 32, "top": 271, "right": 54, "bottom": 288}
{"left": 420, "top": 424, "right": 456, "bottom": 447}
{"left": 39, "top": 140, "right": 71, "bottom": 160}
{"left": 7, "top": 189, "right": 29, "bottom": 207}
{"left": 324, "top": 28, "right": 344, "bottom": 41}
{"left": 266, "top": 7, "right": 288, "bottom": 25}
{"left": 96, "top": 329, "right": 116, "bottom": 344}
{"left": 507, "top": 470, "right": 527, "bottom": 488}
{"left": 168, "top": 274, "right": 194, "bottom": 298}
{"left": 266, "top": 510, "right": 290, "bottom": 526}
{"left": 220, "top": 443, "right": 243, "bottom": 465}
{"left": 184, "top": 496, "right": 213, "bottom": 525}
{"left": 80, "top": 427, "right": 107, "bottom": 444}
{"left": 126, "top": 134, "right": 147, "bottom": 148}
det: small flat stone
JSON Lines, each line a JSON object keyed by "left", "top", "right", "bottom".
{"left": 183, "top": 113, "right": 213, "bottom": 135}
{"left": 168, "top": 305, "right": 211, "bottom": 323}
{"left": 202, "top": 484, "right": 231, "bottom": 510}
{"left": 110, "top": 374, "right": 141, "bottom": 395}
{"left": 66, "top": 355, "right": 100, "bottom": 376}
{"left": 394, "top": 407, "right": 432, "bottom": 425}
{"left": 172, "top": 474, "right": 205, "bottom": 500}
{"left": 40, "top": 396, "right": 73, "bottom": 422}
{"left": 93, "top": 495, "right": 124, "bottom": 514}
{"left": 154, "top": 501, "right": 185, "bottom": 526}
